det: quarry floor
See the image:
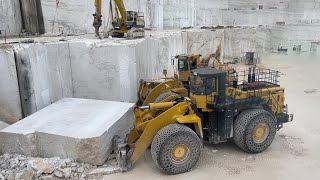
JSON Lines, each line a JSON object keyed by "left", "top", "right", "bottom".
{"left": 104, "top": 54, "right": 320, "bottom": 180}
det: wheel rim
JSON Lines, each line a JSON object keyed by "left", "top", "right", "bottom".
{"left": 170, "top": 144, "right": 190, "bottom": 164}
{"left": 253, "top": 122, "right": 269, "bottom": 143}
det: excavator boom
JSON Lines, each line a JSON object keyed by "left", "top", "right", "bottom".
{"left": 113, "top": 0, "right": 127, "bottom": 23}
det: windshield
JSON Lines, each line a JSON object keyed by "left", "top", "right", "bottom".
{"left": 190, "top": 74, "right": 216, "bottom": 95}
{"left": 190, "top": 59, "right": 197, "bottom": 70}
{"left": 178, "top": 60, "right": 188, "bottom": 71}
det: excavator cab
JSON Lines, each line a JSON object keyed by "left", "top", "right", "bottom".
{"left": 125, "top": 11, "right": 145, "bottom": 28}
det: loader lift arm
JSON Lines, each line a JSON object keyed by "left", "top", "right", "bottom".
{"left": 114, "top": 99, "right": 203, "bottom": 171}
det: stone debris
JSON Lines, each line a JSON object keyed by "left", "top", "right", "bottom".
{"left": 0, "top": 154, "right": 119, "bottom": 180}
{"left": 304, "top": 89, "right": 318, "bottom": 94}
{"left": 88, "top": 167, "right": 121, "bottom": 176}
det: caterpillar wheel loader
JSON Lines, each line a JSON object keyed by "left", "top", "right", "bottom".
{"left": 113, "top": 67, "right": 293, "bottom": 174}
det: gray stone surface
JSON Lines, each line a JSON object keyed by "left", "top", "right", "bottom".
{"left": 187, "top": 29, "right": 224, "bottom": 58}
{"left": 19, "top": 0, "right": 41, "bottom": 34}
{"left": 0, "top": 0, "right": 22, "bottom": 36}
{"left": 14, "top": 43, "right": 73, "bottom": 117}
{"left": 0, "top": 122, "right": 9, "bottom": 131}
{"left": 0, "top": 98, "right": 134, "bottom": 165}
{"left": 0, "top": 47, "right": 22, "bottom": 124}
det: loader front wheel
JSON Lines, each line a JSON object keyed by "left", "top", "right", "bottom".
{"left": 151, "top": 124, "right": 202, "bottom": 174}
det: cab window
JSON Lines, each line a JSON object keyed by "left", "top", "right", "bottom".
{"left": 190, "top": 59, "right": 197, "bottom": 70}
{"left": 190, "top": 75, "right": 216, "bottom": 95}
{"left": 178, "top": 60, "right": 188, "bottom": 71}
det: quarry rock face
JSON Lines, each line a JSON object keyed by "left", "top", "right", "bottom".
{"left": 14, "top": 43, "right": 73, "bottom": 117}
{"left": 0, "top": 0, "right": 22, "bottom": 36}
{"left": 0, "top": 122, "right": 9, "bottom": 131}
{"left": 0, "top": 47, "right": 22, "bottom": 124}
{"left": 187, "top": 29, "right": 224, "bottom": 58}
{"left": 0, "top": 98, "right": 135, "bottom": 165}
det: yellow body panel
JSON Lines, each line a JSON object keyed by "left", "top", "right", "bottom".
{"left": 226, "top": 86, "right": 285, "bottom": 113}
{"left": 176, "top": 114, "right": 203, "bottom": 138}
{"left": 189, "top": 92, "right": 217, "bottom": 111}
{"left": 190, "top": 93, "right": 207, "bottom": 109}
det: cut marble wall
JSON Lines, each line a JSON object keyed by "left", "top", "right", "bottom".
{"left": 41, "top": 0, "right": 96, "bottom": 34}
{"left": 187, "top": 29, "right": 224, "bottom": 58}
{"left": 0, "top": 0, "right": 22, "bottom": 36}
{"left": 135, "top": 31, "right": 187, "bottom": 80}
{"left": 1, "top": 0, "right": 320, "bottom": 36}
{"left": 71, "top": 31, "right": 188, "bottom": 103}
{"left": 70, "top": 40, "right": 138, "bottom": 102}
{"left": 223, "top": 25, "right": 320, "bottom": 61}
{"left": 37, "top": 0, "right": 320, "bottom": 35}
{"left": 14, "top": 43, "right": 73, "bottom": 117}
{"left": 2, "top": 26, "right": 319, "bottom": 119}
{"left": 2, "top": 29, "right": 218, "bottom": 117}
{"left": 0, "top": 46, "right": 22, "bottom": 124}
{"left": 223, "top": 27, "right": 258, "bottom": 60}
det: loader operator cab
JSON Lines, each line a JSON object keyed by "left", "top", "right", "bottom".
{"left": 190, "top": 67, "right": 227, "bottom": 109}
{"left": 173, "top": 54, "right": 202, "bottom": 86}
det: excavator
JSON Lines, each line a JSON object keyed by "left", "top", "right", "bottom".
{"left": 93, "top": 0, "right": 145, "bottom": 39}
{"left": 113, "top": 66, "right": 293, "bottom": 174}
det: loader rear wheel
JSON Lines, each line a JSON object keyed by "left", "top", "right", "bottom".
{"left": 151, "top": 124, "right": 201, "bottom": 174}
{"left": 233, "top": 109, "right": 277, "bottom": 153}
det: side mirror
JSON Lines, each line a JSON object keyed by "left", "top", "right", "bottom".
{"left": 171, "top": 57, "right": 175, "bottom": 66}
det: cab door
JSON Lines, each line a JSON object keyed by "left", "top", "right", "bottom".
{"left": 178, "top": 60, "right": 190, "bottom": 82}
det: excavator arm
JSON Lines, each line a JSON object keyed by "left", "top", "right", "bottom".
{"left": 93, "top": 0, "right": 102, "bottom": 37}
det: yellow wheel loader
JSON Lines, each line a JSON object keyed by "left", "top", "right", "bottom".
{"left": 113, "top": 67, "right": 293, "bottom": 174}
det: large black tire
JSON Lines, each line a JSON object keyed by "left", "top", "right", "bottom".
{"left": 154, "top": 92, "right": 172, "bottom": 103}
{"left": 151, "top": 124, "right": 202, "bottom": 174}
{"left": 233, "top": 109, "right": 277, "bottom": 153}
